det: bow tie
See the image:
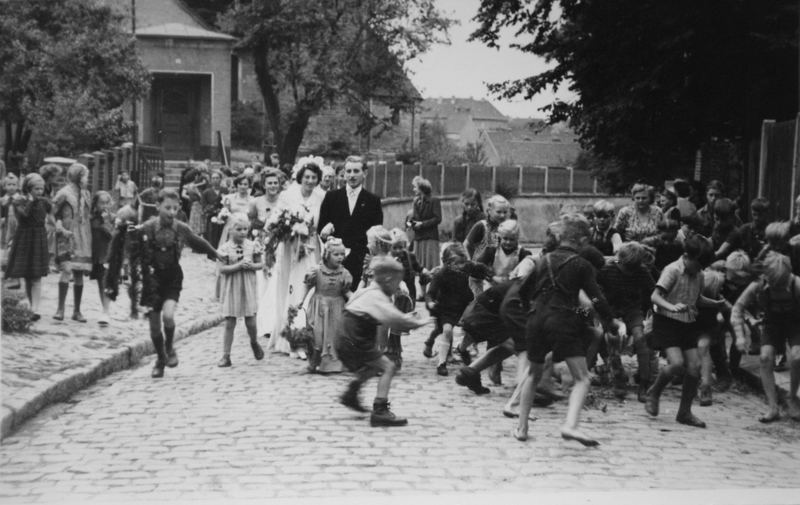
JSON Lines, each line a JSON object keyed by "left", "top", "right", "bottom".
{"left": 348, "top": 189, "right": 358, "bottom": 198}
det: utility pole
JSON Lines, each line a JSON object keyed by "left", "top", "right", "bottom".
{"left": 131, "top": 0, "right": 138, "bottom": 183}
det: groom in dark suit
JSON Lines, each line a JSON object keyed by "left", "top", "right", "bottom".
{"left": 319, "top": 156, "right": 383, "bottom": 290}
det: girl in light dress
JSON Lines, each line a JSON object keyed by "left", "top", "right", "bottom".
{"left": 298, "top": 237, "right": 353, "bottom": 373}
{"left": 215, "top": 174, "right": 254, "bottom": 299}
{"left": 259, "top": 158, "right": 326, "bottom": 358}
{"left": 216, "top": 212, "right": 265, "bottom": 368}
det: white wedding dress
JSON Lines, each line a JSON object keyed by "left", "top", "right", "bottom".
{"left": 257, "top": 183, "right": 326, "bottom": 353}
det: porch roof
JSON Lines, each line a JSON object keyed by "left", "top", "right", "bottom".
{"left": 136, "top": 23, "right": 235, "bottom": 41}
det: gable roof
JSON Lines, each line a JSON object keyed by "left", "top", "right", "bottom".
{"left": 482, "top": 129, "right": 581, "bottom": 167}
{"left": 101, "top": 0, "right": 219, "bottom": 33}
{"left": 420, "top": 97, "right": 507, "bottom": 122}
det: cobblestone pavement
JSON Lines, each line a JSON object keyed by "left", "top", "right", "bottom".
{"left": 1, "top": 252, "right": 221, "bottom": 436}
{"left": 1, "top": 315, "right": 799, "bottom": 504}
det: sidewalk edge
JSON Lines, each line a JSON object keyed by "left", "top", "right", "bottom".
{"left": 1, "top": 314, "right": 224, "bottom": 440}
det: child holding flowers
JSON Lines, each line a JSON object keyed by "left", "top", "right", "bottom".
{"left": 298, "top": 237, "right": 353, "bottom": 373}
{"left": 216, "top": 212, "right": 265, "bottom": 367}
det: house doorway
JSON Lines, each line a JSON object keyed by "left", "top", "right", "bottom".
{"left": 152, "top": 76, "right": 202, "bottom": 159}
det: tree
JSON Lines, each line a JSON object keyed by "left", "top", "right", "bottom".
{"left": 418, "top": 121, "right": 463, "bottom": 164}
{"left": 470, "top": 0, "right": 798, "bottom": 187}
{"left": 464, "top": 142, "right": 488, "bottom": 165}
{"left": 219, "top": 0, "right": 452, "bottom": 163}
{"left": 0, "top": 0, "right": 151, "bottom": 171}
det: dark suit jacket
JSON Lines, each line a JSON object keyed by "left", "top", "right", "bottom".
{"left": 318, "top": 186, "right": 383, "bottom": 252}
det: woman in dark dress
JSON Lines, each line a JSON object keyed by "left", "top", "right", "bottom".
{"left": 407, "top": 177, "right": 441, "bottom": 270}
{"left": 201, "top": 170, "right": 224, "bottom": 248}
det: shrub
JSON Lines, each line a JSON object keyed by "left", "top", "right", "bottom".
{"left": 1, "top": 292, "right": 34, "bottom": 333}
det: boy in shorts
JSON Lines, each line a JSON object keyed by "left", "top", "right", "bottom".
{"left": 137, "top": 189, "right": 221, "bottom": 378}
{"left": 645, "top": 235, "right": 725, "bottom": 427}
{"left": 336, "top": 256, "right": 427, "bottom": 426}
{"left": 731, "top": 251, "right": 800, "bottom": 422}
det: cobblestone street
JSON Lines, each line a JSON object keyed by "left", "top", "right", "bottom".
{"left": 1, "top": 316, "right": 798, "bottom": 503}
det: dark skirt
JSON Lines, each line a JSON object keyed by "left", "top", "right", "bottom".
{"left": 414, "top": 239, "right": 440, "bottom": 270}
{"left": 6, "top": 226, "right": 49, "bottom": 278}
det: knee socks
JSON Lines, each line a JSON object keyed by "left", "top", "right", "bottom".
{"left": 151, "top": 332, "right": 166, "bottom": 363}
{"left": 164, "top": 324, "right": 176, "bottom": 354}
{"left": 73, "top": 284, "right": 83, "bottom": 313}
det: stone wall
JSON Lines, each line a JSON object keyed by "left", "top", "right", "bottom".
{"left": 381, "top": 194, "right": 631, "bottom": 243}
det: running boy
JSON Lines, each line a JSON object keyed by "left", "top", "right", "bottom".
{"left": 645, "top": 235, "right": 725, "bottom": 428}
{"left": 137, "top": 189, "right": 222, "bottom": 378}
{"left": 335, "top": 256, "right": 427, "bottom": 426}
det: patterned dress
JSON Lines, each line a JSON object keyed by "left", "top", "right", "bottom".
{"left": 305, "top": 264, "right": 352, "bottom": 372}
{"left": 613, "top": 205, "right": 663, "bottom": 243}
{"left": 217, "top": 238, "right": 263, "bottom": 318}
{"left": 53, "top": 184, "right": 92, "bottom": 271}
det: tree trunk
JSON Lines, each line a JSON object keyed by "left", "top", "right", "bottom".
{"left": 280, "top": 110, "right": 312, "bottom": 164}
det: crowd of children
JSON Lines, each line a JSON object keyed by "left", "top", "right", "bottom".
{"left": 2, "top": 161, "right": 800, "bottom": 437}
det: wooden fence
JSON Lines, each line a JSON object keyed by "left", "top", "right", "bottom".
{"left": 757, "top": 114, "right": 800, "bottom": 221}
{"left": 362, "top": 162, "right": 598, "bottom": 199}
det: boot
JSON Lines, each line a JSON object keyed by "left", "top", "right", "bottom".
{"left": 164, "top": 325, "right": 178, "bottom": 367}
{"left": 455, "top": 367, "right": 490, "bottom": 395}
{"left": 151, "top": 332, "right": 167, "bottom": 378}
{"left": 53, "top": 282, "right": 69, "bottom": 320}
{"left": 340, "top": 380, "right": 368, "bottom": 412}
{"left": 645, "top": 371, "right": 673, "bottom": 417}
{"left": 676, "top": 375, "right": 706, "bottom": 427}
{"left": 637, "top": 380, "right": 650, "bottom": 403}
{"left": 71, "top": 284, "right": 86, "bottom": 322}
{"left": 370, "top": 398, "right": 408, "bottom": 427}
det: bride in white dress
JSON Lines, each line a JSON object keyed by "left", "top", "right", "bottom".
{"left": 257, "top": 158, "right": 326, "bottom": 357}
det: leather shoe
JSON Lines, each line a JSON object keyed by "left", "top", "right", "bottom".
{"left": 251, "top": 340, "right": 265, "bottom": 360}
{"left": 166, "top": 349, "right": 179, "bottom": 368}
{"left": 151, "top": 361, "right": 165, "bottom": 378}
{"left": 676, "top": 413, "right": 706, "bottom": 428}
{"left": 436, "top": 363, "right": 448, "bottom": 376}
{"left": 217, "top": 355, "right": 232, "bottom": 368}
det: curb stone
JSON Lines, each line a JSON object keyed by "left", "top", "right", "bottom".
{"left": 1, "top": 314, "right": 224, "bottom": 440}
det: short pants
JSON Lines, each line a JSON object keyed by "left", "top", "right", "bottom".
{"left": 647, "top": 313, "right": 700, "bottom": 351}
{"left": 526, "top": 303, "right": 591, "bottom": 364}
{"left": 763, "top": 312, "right": 800, "bottom": 349}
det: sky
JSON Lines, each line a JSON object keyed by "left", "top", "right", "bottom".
{"left": 407, "top": 0, "right": 576, "bottom": 119}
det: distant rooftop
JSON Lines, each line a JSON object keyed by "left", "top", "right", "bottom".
{"left": 420, "top": 97, "right": 508, "bottom": 122}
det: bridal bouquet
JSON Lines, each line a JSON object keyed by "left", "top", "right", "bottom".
{"left": 210, "top": 207, "right": 231, "bottom": 225}
{"left": 264, "top": 205, "right": 314, "bottom": 260}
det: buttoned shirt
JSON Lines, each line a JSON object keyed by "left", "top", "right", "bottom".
{"left": 654, "top": 257, "right": 703, "bottom": 322}
{"left": 347, "top": 185, "right": 362, "bottom": 214}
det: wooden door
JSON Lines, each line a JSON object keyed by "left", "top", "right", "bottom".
{"left": 155, "top": 79, "right": 198, "bottom": 159}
